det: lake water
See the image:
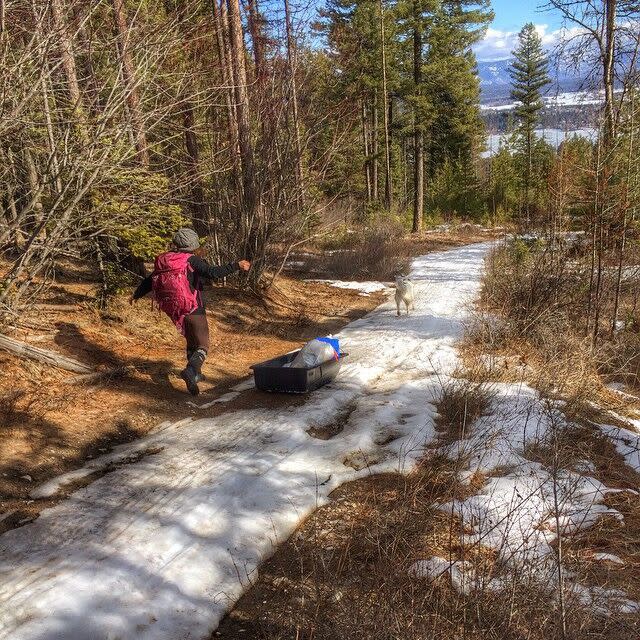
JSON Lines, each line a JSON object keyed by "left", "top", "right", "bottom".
{"left": 483, "top": 128, "right": 598, "bottom": 158}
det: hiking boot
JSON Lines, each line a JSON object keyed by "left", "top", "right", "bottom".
{"left": 189, "top": 349, "right": 207, "bottom": 383}
{"left": 181, "top": 366, "right": 200, "bottom": 396}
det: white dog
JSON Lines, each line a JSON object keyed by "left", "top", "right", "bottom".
{"left": 395, "top": 276, "right": 415, "bottom": 316}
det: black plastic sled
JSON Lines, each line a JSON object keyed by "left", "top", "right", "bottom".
{"left": 250, "top": 350, "right": 347, "bottom": 394}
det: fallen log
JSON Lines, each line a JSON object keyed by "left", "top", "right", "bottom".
{"left": 22, "top": 334, "right": 57, "bottom": 343}
{"left": 30, "top": 304, "right": 80, "bottom": 312}
{"left": 0, "top": 334, "right": 93, "bottom": 374}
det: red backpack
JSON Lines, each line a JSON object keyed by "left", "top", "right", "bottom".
{"left": 151, "top": 252, "right": 199, "bottom": 334}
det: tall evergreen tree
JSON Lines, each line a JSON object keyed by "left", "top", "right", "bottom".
{"left": 508, "top": 23, "right": 550, "bottom": 224}
{"left": 321, "top": 0, "right": 395, "bottom": 207}
{"left": 425, "top": 0, "right": 492, "bottom": 178}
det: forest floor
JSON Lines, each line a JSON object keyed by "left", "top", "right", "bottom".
{"left": 2, "top": 233, "right": 638, "bottom": 639}
{"left": 2, "top": 228, "right": 638, "bottom": 640}
{"left": 0, "top": 228, "right": 490, "bottom": 535}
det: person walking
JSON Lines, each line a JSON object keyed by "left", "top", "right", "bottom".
{"left": 130, "top": 228, "right": 251, "bottom": 395}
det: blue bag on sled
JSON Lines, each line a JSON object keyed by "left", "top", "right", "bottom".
{"left": 316, "top": 336, "right": 340, "bottom": 360}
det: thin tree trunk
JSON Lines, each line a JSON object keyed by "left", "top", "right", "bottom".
{"left": 284, "top": 0, "right": 305, "bottom": 211}
{"left": 73, "top": 12, "right": 103, "bottom": 116}
{"left": 49, "top": 0, "right": 82, "bottom": 113}
{"left": 41, "top": 71, "right": 63, "bottom": 194}
{"left": 412, "top": 8, "right": 423, "bottom": 234}
{"left": 212, "top": 0, "right": 240, "bottom": 179}
{"left": 23, "top": 147, "right": 43, "bottom": 225}
{"left": 586, "top": 214, "right": 596, "bottom": 336}
{"left": 246, "top": 0, "right": 266, "bottom": 85}
{"left": 168, "top": 1, "right": 209, "bottom": 235}
{"left": 372, "top": 91, "right": 379, "bottom": 202}
{"left": 611, "top": 91, "right": 635, "bottom": 335}
{"left": 402, "top": 135, "right": 408, "bottom": 208}
{"left": 603, "top": 0, "right": 617, "bottom": 147}
{"left": 112, "top": 0, "right": 149, "bottom": 166}
{"left": 586, "top": 138, "right": 602, "bottom": 337}
{"left": 361, "top": 99, "right": 372, "bottom": 202}
{"left": 227, "top": 0, "right": 257, "bottom": 241}
{"left": 611, "top": 212, "right": 627, "bottom": 335}
{"left": 379, "top": 0, "right": 392, "bottom": 211}
{"left": 183, "top": 101, "right": 209, "bottom": 235}
{"left": 3, "top": 149, "right": 25, "bottom": 249}
{"left": 32, "top": 0, "right": 63, "bottom": 193}
{"left": 592, "top": 217, "right": 604, "bottom": 346}
{"left": 526, "top": 127, "right": 532, "bottom": 227}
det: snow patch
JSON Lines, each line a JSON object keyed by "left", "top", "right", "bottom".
{"left": 409, "top": 556, "right": 504, "bottom": 594}
{"left": 305, "top": 279, "right": 389, "bottom": 296}
{"left": 598, "top": 422, "right": 640, "bottom": 473}
{"left": 436, "top": 386, "right": 626, "bottom": 569}
{"left": 593, "top": 552, "right": 624, "bottom": 565}
{"left": 569, "top": 583, "right": 640, "bottom": 615}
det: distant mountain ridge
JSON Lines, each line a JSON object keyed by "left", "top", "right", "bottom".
{"left": 477, "top": 58, "right": 586, "bottom": 104}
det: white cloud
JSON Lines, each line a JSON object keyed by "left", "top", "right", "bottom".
{"left": 473, "top": 23, "right": 582, "bottom": 62}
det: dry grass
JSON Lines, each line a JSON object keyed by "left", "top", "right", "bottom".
{"left": 479, "top": 239, "right": 640, "bottom": 395}
{"left": 434, "top": 379, "right": 495, "bottom": 445}
{"left": 216, "top": 457, "right": 634, "bottom": 640}
{"left": 286, "top": 223, "right": 501, "bottom": 283}
{"left": 318, "top": 223, "right": 412, "bottom": 281}
{"left": 563, "top": 490, "right": 640, "bottom": 607}
{"left": 462, "top": 247, "right": 640, "bottom": 419}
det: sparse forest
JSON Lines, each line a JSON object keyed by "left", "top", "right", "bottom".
{"left": 0, "top": 0, "right": 498, "bottom": 320}
{"left": 1, "top": 0, "right": 637, "bottom": 317}
{"left": 1, "top": 1, "right": 640, "bottom": 638}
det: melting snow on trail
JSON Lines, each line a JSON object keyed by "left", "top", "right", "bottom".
{"left": 0, "top": 243, "right": 490, "bottom": 640}
{"left": 305, "top": 279, "right": 389, "bottom": 295}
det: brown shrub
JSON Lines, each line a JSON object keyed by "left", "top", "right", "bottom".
{"left": 322, "top": 224, "right": 412, "bottom": 281}
{"left": 478, "top": 238, "right": 640, "bottom": 393}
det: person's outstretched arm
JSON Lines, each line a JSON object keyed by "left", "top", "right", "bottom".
{"left": 130, "top": 275, "right": 152, "bottom": 304}
{"left": 188, "top": 255, "right": 250, "bottom": 280}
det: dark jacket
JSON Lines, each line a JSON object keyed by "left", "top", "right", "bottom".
{"left": 133, "top": 252, "right": 238, "bottom": 313}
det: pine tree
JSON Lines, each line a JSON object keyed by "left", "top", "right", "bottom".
{"left": 320, "top": 0, "right": 399, "bottom": 211}
{"left": 395, "top": 0, "right": 490, "bottom": 230}
{"left": 425, "top": 0, "right": 492, "bottom": 178}
{"left": 508, "top": 23, "right": 550, "bottom": 225}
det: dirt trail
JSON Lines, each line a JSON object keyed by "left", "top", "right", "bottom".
{"left": 0, "top": 243, "right": 491, "bottom": 640}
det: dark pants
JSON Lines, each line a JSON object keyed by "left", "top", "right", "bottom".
{"left": 183, "top": 312, "right": 210, "bottom": 356}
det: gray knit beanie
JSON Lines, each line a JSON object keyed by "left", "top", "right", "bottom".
{"left": 172, "top": 228, "right": 200, "bottom": 251}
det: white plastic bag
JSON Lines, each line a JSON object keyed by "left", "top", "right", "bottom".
{"left": 287, "top": 338, "right": 337, "bottom": 368}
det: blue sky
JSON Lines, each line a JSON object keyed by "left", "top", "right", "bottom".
{"left": 474, "top": 1, "right": 565, "bottom": 61}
